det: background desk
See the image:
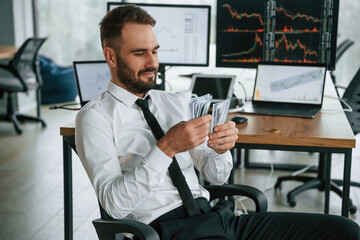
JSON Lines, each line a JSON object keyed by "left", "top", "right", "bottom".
{"left": 0, "top": 46, "right": 17, "bottom": 59}
{"left": 60, "top": 79, "right": 355, "bottom": 240}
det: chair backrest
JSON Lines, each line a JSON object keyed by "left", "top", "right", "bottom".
{"left": 10, "top": 38, "right": 47, "bottom": 90}
{"left": 330, "top": 39, "right": 354, "bottom": 94}
{"left": 336, "top": 39, "right": 355, "bottom": 63}
{"left": 342, "top": 67, "right": 360, "bottom": 135}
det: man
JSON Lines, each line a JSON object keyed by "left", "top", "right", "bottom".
{"left": 75, "top": 4, "right": 360, "bottom": 240}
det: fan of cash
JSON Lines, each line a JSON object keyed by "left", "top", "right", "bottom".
{"left": 189, "top": 94, "right": 231, "bottom": 133}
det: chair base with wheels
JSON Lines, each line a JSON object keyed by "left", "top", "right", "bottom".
{"left": 0, "top": 92, "right": 46, "bottom": 134}
{"left": 274, "top": 154, "right": 358, "bottom": 214}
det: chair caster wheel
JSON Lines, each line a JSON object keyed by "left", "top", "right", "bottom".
{"left": 41, "top": 120, "right": 47, "bottom": 128}
{"left": 15, "top": 128, "right": 23, "bottom": 135}
{"left": 288, "top": 199, "right": 296, "bottom": 207}
{"left": 349, "top": 205, "right": 357, "bottom": 214}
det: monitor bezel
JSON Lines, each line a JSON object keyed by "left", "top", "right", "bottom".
{"left": 107, "top": 2, "right": 211, "bottom": 67}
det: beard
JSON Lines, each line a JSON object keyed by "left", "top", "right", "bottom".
{"left": 115, "top": 54, "right": 157, "bottom": 94}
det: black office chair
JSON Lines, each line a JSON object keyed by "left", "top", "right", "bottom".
{"left": 275, "top": 67, "right": 360, "bottom": 214}
{"left": 92, "top": 184, "right": 268, "bottom": 240}
{"left": 0, "top": 37, "right": 47, "bottom": 134}
{"left": 330, "top": 39, "right": 355, "bottom": 97}
{"left": 343, "top": 68, "right": 360, "bottom": 134}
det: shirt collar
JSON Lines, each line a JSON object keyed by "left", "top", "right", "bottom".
{"left": 107, "top": 80, "right": 151, "bottom": 107}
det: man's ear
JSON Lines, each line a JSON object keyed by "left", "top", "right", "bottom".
{"left": 103, "top": 47, "right": 116, "bottom": 68}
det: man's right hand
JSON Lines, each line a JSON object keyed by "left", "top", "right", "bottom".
{"left": 157, "top": 115, "right": 212, "bottom": 158}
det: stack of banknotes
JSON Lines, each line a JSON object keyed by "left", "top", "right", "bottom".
{"left": 189, "top": 94, "right": 231, "bottom": 133}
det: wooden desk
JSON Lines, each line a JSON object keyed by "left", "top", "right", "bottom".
{"left": 229, "top": 77, "right": 355, "bottom": 217}
{"left": 60, "top": 77, "right": 355, "bottom": 240}
{"left": 0, "top": 46, "right": 17, "bottom": 59}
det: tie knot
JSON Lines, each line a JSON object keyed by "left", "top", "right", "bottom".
{"left": 135, "top": 97, "right": 150, "bottom": 111}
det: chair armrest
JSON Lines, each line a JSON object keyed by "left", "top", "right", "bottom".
{"left": 0, "top": 63, "right": 14, "bottom": 73}
{"left": 92, "top": 218, "right": 160, "bottom": 240}
{"left": 205, "top": 184, "right": 268, "bottom": 213}
{"left": 334, "top": 85, "right": 346, "bottom": 90}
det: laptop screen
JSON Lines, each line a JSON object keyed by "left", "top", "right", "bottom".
{"left": 253, "top": 64, "right": 326, "bottom": 105}
{"left": 73, "top": 61, "right": 110, "bottom": 106}
{"left": 190, "top": 74, "right": 236, "bottom": 101}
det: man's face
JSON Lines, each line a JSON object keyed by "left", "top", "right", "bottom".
{"left": 114, "top": 23, "right": 159, "bottom": 94}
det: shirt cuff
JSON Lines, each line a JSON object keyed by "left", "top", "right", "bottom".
{"left": 210, "top": 149, "right": 230, "bottom": 159}
{"left": 210, "top": 150, "right": 233, "bottom": 166}
{"left": 144, "top": 146, "right": 173, "bottom": 173}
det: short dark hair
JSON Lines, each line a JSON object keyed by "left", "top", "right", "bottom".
{"left": 99, "top": 4, "right": 156, "bottom": 49}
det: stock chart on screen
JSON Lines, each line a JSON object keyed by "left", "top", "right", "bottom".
{"left": 254, "top": 64, "right": 326, "bottom": 104}
{"left": 216, "top": 0, "right": 339, "bottom": 69}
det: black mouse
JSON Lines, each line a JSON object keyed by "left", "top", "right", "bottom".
{"left": 231, "top": 115, "right": 248, "bottom": 124}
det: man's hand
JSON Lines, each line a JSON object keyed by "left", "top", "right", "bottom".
{"left": 157, "top": 115, "right": 212, "bottom": 158}
{"left": 207, "top": 121, "right": 239, "bottom": 154}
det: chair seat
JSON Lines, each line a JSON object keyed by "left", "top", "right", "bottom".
{"left": 0, "top": 76, "right": 38, "bottom": 92}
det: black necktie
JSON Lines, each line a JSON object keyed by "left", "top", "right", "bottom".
{"left": 136, "top": 97, "right": 200, "bottom": 217}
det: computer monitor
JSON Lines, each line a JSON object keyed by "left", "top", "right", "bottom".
{"left": 190, "top": 74, "right": 236, "bottom": 102}
{"left": 73, "top": 61, "right": 110, "bottom": 107}
{"left": 107, "top": 2, "right": 211, "bottom": 67}
{"left": 216, "top": 0, "right": 339, "bottom": 70}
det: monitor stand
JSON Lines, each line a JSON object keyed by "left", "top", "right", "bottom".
{"left": 154, "top": 64, "right": 166, "bottom": 90}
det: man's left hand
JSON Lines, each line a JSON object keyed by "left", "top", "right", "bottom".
{"left": 207, "top": 121, "right": 239, "bottom": 154}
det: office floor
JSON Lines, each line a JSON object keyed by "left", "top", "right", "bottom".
{"left": 0, "top": 105, "right": 359, "bottom": 240}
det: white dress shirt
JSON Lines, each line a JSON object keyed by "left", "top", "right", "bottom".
{"left": 75, "top": 81, "right": 233, "bottom": 224}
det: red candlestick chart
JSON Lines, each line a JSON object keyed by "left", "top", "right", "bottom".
{"left": 216, "top": 0, "right": 331, "bottom": 67}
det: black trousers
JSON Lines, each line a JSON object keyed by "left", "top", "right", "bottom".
{"left": 149, "top": 198, "right": 360, "bottom": 240}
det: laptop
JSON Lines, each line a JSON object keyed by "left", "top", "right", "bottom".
{"left": 241, "top": 63, "right": 327, "bottom": 118}
{"left": 73, "top": 61, "right": 110, "bottom": 107}
{"left": 190, "top": 74, "right": 236, "bottom": 103}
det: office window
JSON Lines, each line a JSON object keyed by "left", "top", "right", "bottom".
{"left": 37, "top": 0, "right": 215, "bottom": 66}
{"left": 335, "top": 0, "right": 360, "bottom": 87}
{"left": 37, "top": 0, "right": 360, "bottom": 87}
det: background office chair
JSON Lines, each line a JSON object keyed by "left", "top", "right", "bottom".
{"left": 92, "top": 184, "right": 268, "bottom": 240}
{"left": 275, "top": 67, "right": 360, "bottom": 214}
{"left": 0, "top": 37, "right": 47, "bottom": 134}
{"left": 343, "top": 68, "right": 360, "bottom": 134}
{"left": 330, "top": 39, "right": 355, "bottom": 97}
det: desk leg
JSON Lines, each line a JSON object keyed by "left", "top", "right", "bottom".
{"left": 323, "top": 153, "right": 331, "bottom": 214}
{"left": 63, "top": 137, "right": 73, "bottom": 240}
{"left": 229, "top": 149, "right": 235, "bottom": 184}
{"left": 342, "top": 149, "right": 352, "bottom": 217}
{"left": 244, "top": 148, "right": 250, "bottom": 167}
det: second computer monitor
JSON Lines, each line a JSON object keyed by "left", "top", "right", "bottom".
{"left": 216, "top": 0, "right": 339, "bottom": 70}
{"left": 107, "top": 2, "right": 211, "bottom": 67}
